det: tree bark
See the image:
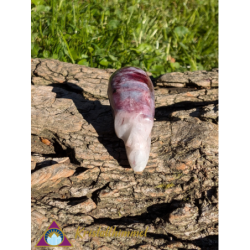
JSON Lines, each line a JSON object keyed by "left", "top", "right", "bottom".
{"left": 31, "top": 58, "right": 218, "bottom": 250}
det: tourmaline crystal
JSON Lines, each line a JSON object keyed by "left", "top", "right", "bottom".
{"left": 108, "top": 67, "right": 155, "bottom": 172}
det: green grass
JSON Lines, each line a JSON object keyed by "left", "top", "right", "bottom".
{"left": 31, "top": 0, "right": 218, "bottom": 77}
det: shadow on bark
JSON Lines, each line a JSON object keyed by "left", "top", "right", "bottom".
{"left": 51, "top": 83, "right": 130, "bottom": 168}
{"left": 147, "top": 235, "right": 218, "bottom": 250}
{"left": 86, "top": 199, "right": 218, "bottom": 249}
{"left": 50, "top": 83, "right": 218, "bottom": 168}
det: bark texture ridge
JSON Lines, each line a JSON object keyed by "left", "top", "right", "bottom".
{"left": 31, "top": 58, "right": 218, "bottom": 250}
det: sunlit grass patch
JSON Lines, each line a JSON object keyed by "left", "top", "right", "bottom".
{"left": 31, "top": 0, "right": 218, "bottom": 76}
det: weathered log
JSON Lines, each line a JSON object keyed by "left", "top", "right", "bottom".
{"left": 31, "top": 58, "right": 218, "bottom": 250}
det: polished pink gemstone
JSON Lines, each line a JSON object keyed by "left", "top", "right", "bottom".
{"left": 108, "top": 67, "right": 155, "bottom": 172}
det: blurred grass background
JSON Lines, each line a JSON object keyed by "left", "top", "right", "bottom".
{"left": 31, "top": 0, "right": 218, "bottom": 76}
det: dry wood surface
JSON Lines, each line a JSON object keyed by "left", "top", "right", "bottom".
{"left": 31, "top": 58, "right": 218, "bottom": 250}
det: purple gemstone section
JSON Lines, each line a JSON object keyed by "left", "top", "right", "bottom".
{"left": 108, "top": 66, "right": 155, "bottom": 118}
